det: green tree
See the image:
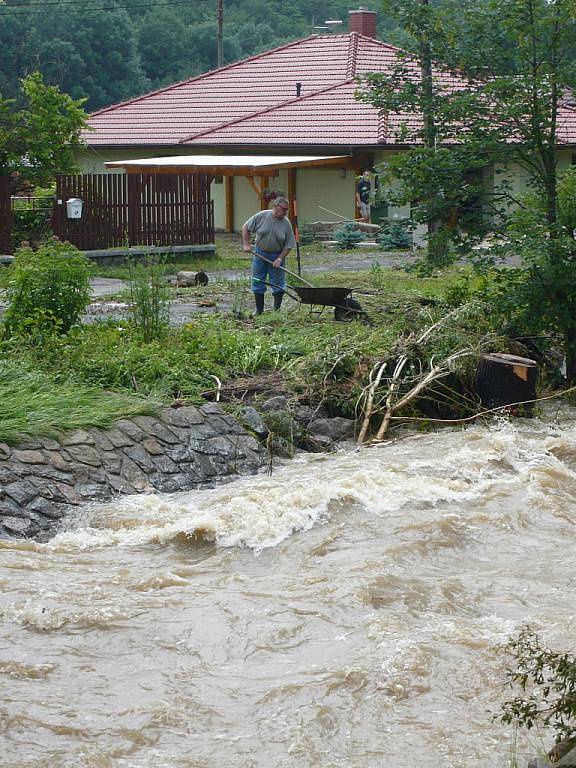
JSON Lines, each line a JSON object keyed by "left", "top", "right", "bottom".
{"left": 442, "top": 0, "right": 576, "bottom": 230}
{"left": 138, "top": 8, "right": 192, "bottom": 88}
{"left": 0, "top": 72, "right": 87, "bottom": 186}
{"left": 357, "top": 0, "right": 494, "bottom": 266}
{"left": 34, "top": 5, "right": 148, "bottom": 110}
{"left": 358, "top": 0, "right": 576, "bottom": 378}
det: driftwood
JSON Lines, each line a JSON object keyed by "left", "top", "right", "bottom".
{"left": 357, "top": 303, "right": 486, "bottom": 444}
{"left": 201, "top": 371, "right": 287, "bottom": 402}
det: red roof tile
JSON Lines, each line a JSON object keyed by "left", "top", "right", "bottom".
{"left": 83, "top": 32, "right": 576, "bottom": 148}
{"left": 183, "top": 80, "right": 380, "bottom": 145}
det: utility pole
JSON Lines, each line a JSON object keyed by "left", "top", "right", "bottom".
{"left": 217, "top": 0, "right": 224, "bottom": 68}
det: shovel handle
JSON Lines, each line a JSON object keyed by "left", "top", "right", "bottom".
{"left": 251, "top": 250, "right": 314, "bottom": 288}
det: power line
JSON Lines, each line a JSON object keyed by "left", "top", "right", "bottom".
{"left": 0, "top": 0, "right": 210, "bottom": 13}
{"left": 0, "top": 0, "right": 340, "bottom": 14}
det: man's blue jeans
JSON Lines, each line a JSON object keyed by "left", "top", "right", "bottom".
{"left": 252, "top": 248, "right": 286, "bottom": 295}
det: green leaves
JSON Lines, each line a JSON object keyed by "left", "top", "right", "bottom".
{"left": 333, "top": 222, "right": 366, "bottom": 250}
{"left": 4, "top": 238, "right": 93, "bottom": 338}
{"left": 0, "top": 72, "right": 87, "bottom": 185}
{"left": 500, "top": 626, "right": 576, "bottom": 744}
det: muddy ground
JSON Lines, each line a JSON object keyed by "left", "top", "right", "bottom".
{"left": 87, "top": 244, "right": 416, "bottom": 324}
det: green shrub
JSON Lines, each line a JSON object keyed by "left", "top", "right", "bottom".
{"left": 3, "top": 238, "right": 92, "bottom": 337}
{"left": 378, "top": 219, "right": 413, "bottom": 250}
{"left": 334, "top": 222, "right": 366, "bottom": 249}
{"left": 299, "top": 225, "right": 315, "bottom": 246}
{"left": 500, "top": 626, "right": 576, "bottom": 747}
{"left": 127, "top": 256, "right": 170, "bottom": 342}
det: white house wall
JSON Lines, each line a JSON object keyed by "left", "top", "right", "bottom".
{"left": 73, "top": 146, "right": 576, "bottom": 243}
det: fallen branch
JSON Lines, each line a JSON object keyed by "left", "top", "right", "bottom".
{"left": 374, "top": 350, "right": 474, "bottom": 441}
{"left": 356, "top": 359, "right": 389, "bottom": 444}
{"left": 357, "top": 302, "right": 487, "bottom": 444}
{"left": 377, "top": 383, "right": 576, "bottom": 429}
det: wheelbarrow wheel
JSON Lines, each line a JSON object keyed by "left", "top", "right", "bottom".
{"left": 334, "top": 297, "right": 364, "bottom": 322}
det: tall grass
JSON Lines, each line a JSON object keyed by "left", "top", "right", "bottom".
{"left": 0, "top": 363, "right": 157, "bottom": 445}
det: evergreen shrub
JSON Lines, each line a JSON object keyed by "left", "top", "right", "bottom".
{"left": 378, "top": 219, "right": 413, "bottom": 250}
{"left": 334, "top": 222, "right": 365, "bottom": 249}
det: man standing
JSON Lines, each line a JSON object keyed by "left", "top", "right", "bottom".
{"left": 242, "top": 196, "right": 296, "bottom": 315}
{"left": 356, "top": 169, "right": 372, "bottom": 223}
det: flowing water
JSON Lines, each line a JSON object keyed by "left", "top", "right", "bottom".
{"left": 1, "top": 411, "right": 576, "bottom": 768}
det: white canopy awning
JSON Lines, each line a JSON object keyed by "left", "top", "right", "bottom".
{"left": 105, "top": 154, "right": 366, "bottom": 176}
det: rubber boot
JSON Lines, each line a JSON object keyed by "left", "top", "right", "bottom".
{"left": 254, "top": 292, "right": 265, "bottom": 315}
{"left": 273, "top": 292, "right": 284, "bottom": 311}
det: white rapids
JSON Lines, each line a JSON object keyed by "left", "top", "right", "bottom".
{"left": 1, "top": 412, "right": 575, "bottom": 768}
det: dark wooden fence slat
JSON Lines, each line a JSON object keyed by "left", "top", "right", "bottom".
{"left": 52, "top": 172, "right": 214, "bottom": 250}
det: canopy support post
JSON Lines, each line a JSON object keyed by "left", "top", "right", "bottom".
{"left": 225, "top": 176, "right": 234, "bottom": 232}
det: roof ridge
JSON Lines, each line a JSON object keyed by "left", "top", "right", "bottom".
{"left": 355, "top": 34, "right": 408, "bottom": 54}
{"left": 346, "top": 32, "right": 359, "bottom": 78}
{"left": 180, "top": 79, "right": 355, "bottom": 144}
{"left": 89, "top": 35, "right": 320, "bottom": 119}
{"left": 377, "top": 112, "right": 388, "bottom": 144}
{"left": 559, "top": 101, "right": 576, "bottom": 115}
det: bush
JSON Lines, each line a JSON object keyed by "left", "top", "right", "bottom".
{"left": 334, "top": 222, "right": 365, "bottom": 249}
{"left": 3, "top": 238, "right": 92, "bottom": 337}
{"left": 127, "top": 256, "right": 171, "bottom": 342}
{"left": 500, "top": 626, "right": 576, "bottom": 749}
{"left": 378, "top": 219, "right": 413, "bottom": 250}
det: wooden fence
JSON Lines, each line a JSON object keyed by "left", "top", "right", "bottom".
{"left": 0, "top": 175, "right": 13, "bottom": 254}
{"left": 52, "top": 173, "right": 214, "bottom": 250}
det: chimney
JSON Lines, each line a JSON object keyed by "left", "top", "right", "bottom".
{"left": 296, "top": 82, "right": 302, "bottom": 97}
{"left": 348, "top": 8, "right": 377, "bottom": 38}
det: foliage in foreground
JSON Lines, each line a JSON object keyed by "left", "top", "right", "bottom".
{"left": 0, "top": 260, "right": 504, "bottom": 428}
{"left": 0, "top": 363, "right": 156, "bottom": 445}
{"left": 501, "top": 626, "right": 576, "bottom": 749}
{"left": 3, "top": 239, "right": 92, "bottom": 337}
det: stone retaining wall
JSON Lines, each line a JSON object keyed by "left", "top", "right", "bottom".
{"left": 0, "top": 404, "right": 265, "bottom": 540}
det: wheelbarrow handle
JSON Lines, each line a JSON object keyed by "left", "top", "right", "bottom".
{"left": 251, "top": 250, "right": 314, "bottom": 288}
{"left": 252, "top": 277, "right": 301, "bottom": 302}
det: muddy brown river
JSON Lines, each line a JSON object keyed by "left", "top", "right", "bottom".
{"left": 1, "top": 412, "right": 575, "bottom": 768}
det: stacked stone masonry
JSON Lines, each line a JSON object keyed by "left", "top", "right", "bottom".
{"left": 0, "top": 404, "right": 265, "bottom": 540}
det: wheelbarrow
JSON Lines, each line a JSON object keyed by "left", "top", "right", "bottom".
{"left": 252, "top": 251, "right": 368, "bottom": 322}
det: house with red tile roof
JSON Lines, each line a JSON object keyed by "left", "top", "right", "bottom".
{"left": 78, "top": 9, "right": 576, "bottom": 233}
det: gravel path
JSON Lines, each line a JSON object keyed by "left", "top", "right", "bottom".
{"left": 85, "top": 247, "right": 417, "bottom": 324}
{"left": 90, "top": 247, "right": 414, "bottom": 298}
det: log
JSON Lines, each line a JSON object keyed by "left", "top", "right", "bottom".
{"left": 176, "top": 270, "right": 209, "bottom": 287}
{"left": 475, "top": 353, "right": 538, "bottom": 413}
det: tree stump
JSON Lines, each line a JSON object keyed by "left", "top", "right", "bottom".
{"left": 176, "top": 270, "right": 209, "bottom": 287}
{"left": 475, "top": 353, "right": 538, "bottom": 413}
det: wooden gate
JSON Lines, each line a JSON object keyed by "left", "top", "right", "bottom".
{"left": 53, "top": 173, "right": 214, "bottom": 250}
{"left": 0, "top": 175, "right": 13, "bottom": 254}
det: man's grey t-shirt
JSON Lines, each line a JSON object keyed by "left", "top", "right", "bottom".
{"left": 244, "top": 210, "right": 296, "bottom": 253}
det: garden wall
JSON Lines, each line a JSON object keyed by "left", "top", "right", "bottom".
{"left": 0, "top": 403, "right": 265, "bottom": 540}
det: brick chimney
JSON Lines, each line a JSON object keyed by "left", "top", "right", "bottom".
{"left": 348, "top": 8, "right": 377, "bottom": 38}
